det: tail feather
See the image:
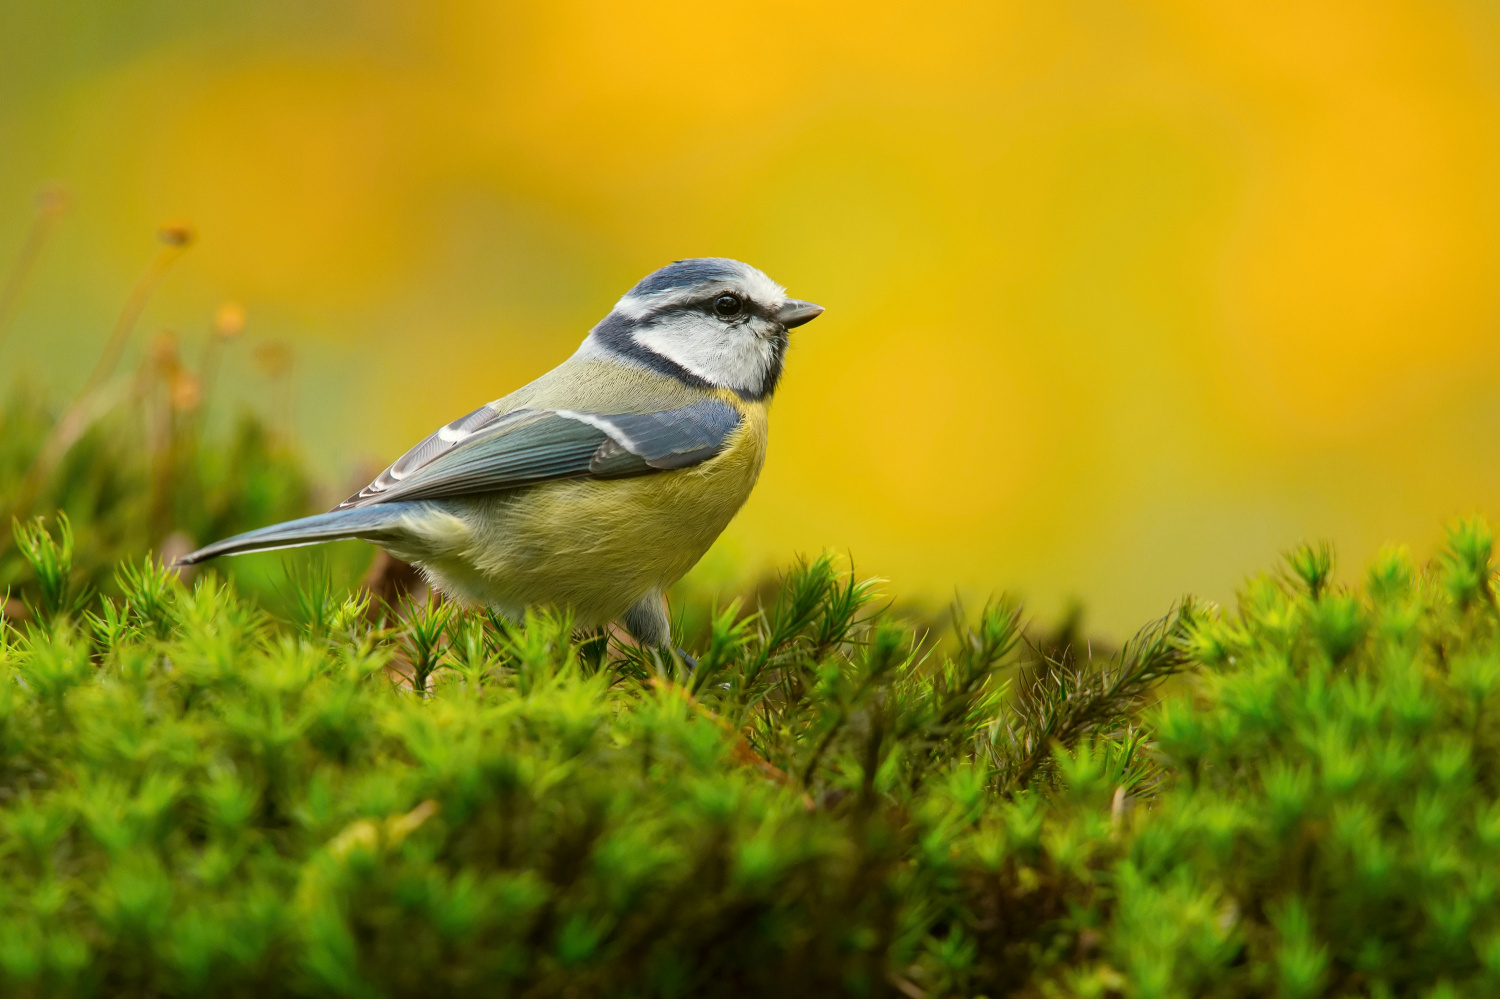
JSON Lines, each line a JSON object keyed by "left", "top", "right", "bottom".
{"left": 176, "top": 503, "right": 423, "bottom": 566}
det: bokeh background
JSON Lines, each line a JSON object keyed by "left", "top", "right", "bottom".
{"left": 4, "top": 0, "right": 1500, "bottom": 636}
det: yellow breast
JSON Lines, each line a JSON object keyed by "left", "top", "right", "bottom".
{"left": 411, "top": 392, "right": 769, "bottom": 624}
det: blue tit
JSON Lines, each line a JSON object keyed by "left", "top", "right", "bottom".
{"left": 179, "top": 258, "right": 823, "bottom": 648}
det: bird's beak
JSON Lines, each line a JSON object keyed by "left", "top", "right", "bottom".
{"left": 777, "top": 299, "right": 824, "bottom": 329}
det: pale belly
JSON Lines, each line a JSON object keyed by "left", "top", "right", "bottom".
{"left": 384, "top": 417, "right": 766, "bottom": 625}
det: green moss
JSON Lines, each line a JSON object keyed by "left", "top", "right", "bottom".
{"left": 5, "top": 397, "right": 1500, "bottom": 995}
{"left": 0, "top": 388, "right": 326, "bottom": 612}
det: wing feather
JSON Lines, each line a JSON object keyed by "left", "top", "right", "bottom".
{"left": 339, "top": 404, "right": 522, "bottom": 508}
{"left": 338, "top": 398, "right": 741, "bottom": 509}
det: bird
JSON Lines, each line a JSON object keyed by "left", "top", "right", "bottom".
{"left": 178, "top": 258, "right": 823, "bottom": 650}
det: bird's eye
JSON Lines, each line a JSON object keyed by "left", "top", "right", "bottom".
{"left": 713, "top": 294, "right": 743, "bottom": 318}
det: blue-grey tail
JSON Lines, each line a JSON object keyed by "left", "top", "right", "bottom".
{"left": 176, "top": 503, "right": 422, "bottom": 566}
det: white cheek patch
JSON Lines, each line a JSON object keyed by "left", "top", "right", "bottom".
{"left": 632, "top": 315, "right": 777, "bottom": 394}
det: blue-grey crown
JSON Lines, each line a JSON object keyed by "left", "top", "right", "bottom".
{"left": 628, "top": 257, "right": 748, "bottom": 296}
{"left": 589, "top": 256, "right": 806, "bottom": 403}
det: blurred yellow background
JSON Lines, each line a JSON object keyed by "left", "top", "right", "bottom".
{"left": 4, "top": 1, "right": 1500, "bottom": 635}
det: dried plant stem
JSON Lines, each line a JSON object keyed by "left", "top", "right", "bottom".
{"left": 10, "top": 229, "right": 192, "bottom": 518}
{"left": 78, "top": 232, "right": 192, "bottom": 402}
{"left": 0, "top": 186, "right": 69, "bottom": 354}
{"left": 0, "top": 186, "right": 68, "bottom": 353}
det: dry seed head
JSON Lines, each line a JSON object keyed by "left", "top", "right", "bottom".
{"left": 213, "top": 301, "right": 246, "bottom": 340}
{"left": 151, "top": 330, "right": 199, "bottom": 409}
{"left": 158, "top": 223, "right": 195, "bottom": 247}
{"left": 170, "top": 372, "right": 201, "bottom": 412}
{"left": 34, "top": 184, "right": 68, "bottom": 218}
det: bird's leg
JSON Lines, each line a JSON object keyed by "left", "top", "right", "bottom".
{"left": 620, "top": 590, "right": 694, "bottom": 672}
{"left": 620, "top": 590, "right": 670, "bottom": 646}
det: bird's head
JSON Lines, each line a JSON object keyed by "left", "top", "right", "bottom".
{"left": 583, "top": 258, "right": 823, "bottom": 400}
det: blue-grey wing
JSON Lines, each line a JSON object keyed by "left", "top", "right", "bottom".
{"left": 337, "top": 398, "right": 741, "bottom": 509}
{"left": 339, "top": 403, "right": 516, "bottom": 508}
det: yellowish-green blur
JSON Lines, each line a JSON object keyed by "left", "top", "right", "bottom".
{"left": 3, "top": 1, "right": 1500, "bottom": 634}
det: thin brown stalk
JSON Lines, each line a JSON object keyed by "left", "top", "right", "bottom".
{"left": 194, "top": 301, "right": 245, "bottom": 425}
{"left": 0, "top": 185, "right": 68, "bottom": 352}
{"left": 77, "top": 225, "right": 194, "bottom": 401}
{"left": 9, "top": 225, "right": 193, "bottom": 518}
